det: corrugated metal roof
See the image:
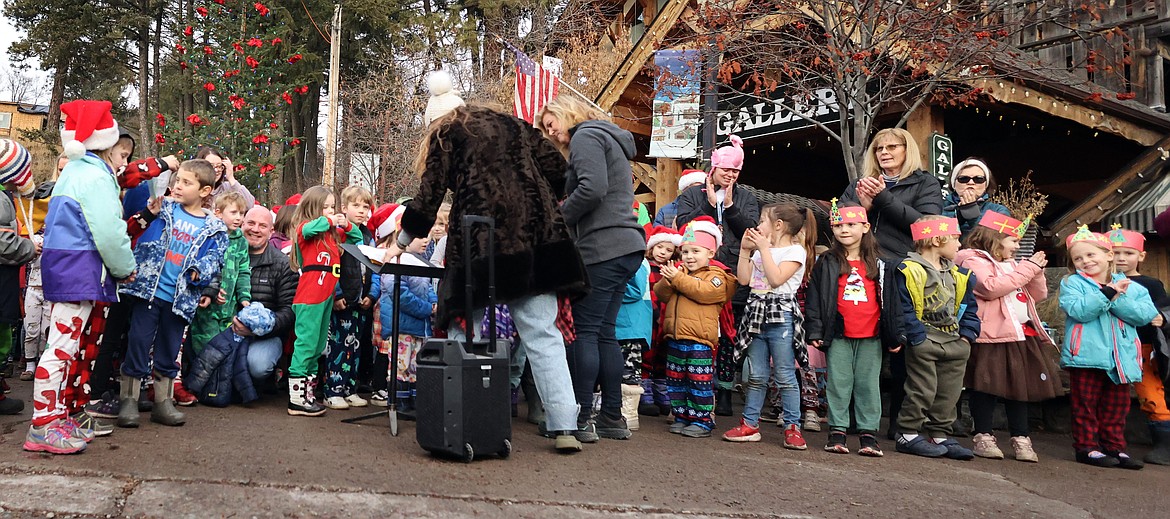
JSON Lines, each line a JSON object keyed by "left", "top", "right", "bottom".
{"left": 1106, "top": 171, "right": 1170, "bottom": 233}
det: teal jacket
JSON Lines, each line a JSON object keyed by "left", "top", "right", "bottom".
{"left": 1059, "top": 272, "right": 1157, "bottom": 384}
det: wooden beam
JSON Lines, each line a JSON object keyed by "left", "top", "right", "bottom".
{"left": 631, "top": 161, "right": 657, "bottom": 192}
{"left": 635, "top": 192, "right": 657, "bottom": 205}
{"left": 595, "top": 0, "right": 691, "bottom": 111}
{"left": 655, "top": 157, "right": 682, "bottom": 212}
{"left": 974, "top": 78, "right": 1164, "bottom": 146}
{"left": 611, "top": 104, "right": 653, "bottom": 136}
{"left": 1049, "top": 133, "right": 1170, "bottom": 241}
{"left": 905, "top": 105, "right": 945, "bottom": 176}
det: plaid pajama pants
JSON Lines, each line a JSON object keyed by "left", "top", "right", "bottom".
{"left": 1069, "top": 367, "right": 1131, "bottom": 453}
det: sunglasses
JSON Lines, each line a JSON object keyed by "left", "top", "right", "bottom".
{"left": 875, "top": 144, "right": 904, "bottom": 153}
{"left": 956, "top": 175, "right": 987, "bottom": 184}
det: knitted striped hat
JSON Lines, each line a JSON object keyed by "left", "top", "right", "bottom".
{"left": 0, "top": 139, "right": 34, "bottom": 196}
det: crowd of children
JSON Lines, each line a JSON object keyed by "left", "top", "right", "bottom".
{"left": 0, "top": 98, "right": 1168, "bottom": 471}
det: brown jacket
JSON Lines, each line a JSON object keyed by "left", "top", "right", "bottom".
{"left": 653, "top": 265, "right": 738, "bottom": 346}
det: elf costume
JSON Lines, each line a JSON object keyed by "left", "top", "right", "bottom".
{"left": 288, "top": 216, "right": 362, "bottom": 416}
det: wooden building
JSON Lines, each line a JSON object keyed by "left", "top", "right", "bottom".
{"left": 586, "top": 0, "right": 1170, "bottom": 272}
{"left": 0, "top": 101, "right": 54, "bottom": 181}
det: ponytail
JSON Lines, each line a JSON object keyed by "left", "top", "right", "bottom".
{"left": 800, "top": 208, "right": 817, "bottom": 281}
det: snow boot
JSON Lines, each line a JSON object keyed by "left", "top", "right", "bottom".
{"left": 287, "top": 377, "right": 327, "bottom": 417}
{"left": 621, "top": 383, "right": 643, "bottom": 431}
{"left": 1145, "top": 421, "right": 1170, "bottom": 465}
{"left": 150, "top": 372, "right": 186, "bottom": 426}
{"left": 116, "top": 375, "right": 140, "bottom": 428}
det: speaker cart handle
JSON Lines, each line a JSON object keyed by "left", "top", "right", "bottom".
{"left": 461, "top": 215, "right": 496, "bottom": 352}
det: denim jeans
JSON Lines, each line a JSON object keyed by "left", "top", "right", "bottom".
{"left": 449, "top": 292, "right": 579, "bottom": 432}
{"left": 742, "top": 317, "right": 799, "bottom": 427}
{"left": 568, "top": 252, "right": 642, "bottom": 423}
{"left": 247, "top": 336, "right": 284, "bottom": 382}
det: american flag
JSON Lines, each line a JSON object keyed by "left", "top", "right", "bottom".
{"left": 506, "top": 41, "right": 559, "bottom": 124}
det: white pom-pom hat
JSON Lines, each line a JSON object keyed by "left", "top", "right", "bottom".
{"left": 423, "top": 70, "right": 466, "bottom": 126}
{"left": 60, "top": 100, "right": 121, "bottom": 160}
{"left": 0, "top": 139, "right": 35, "bottom": 196}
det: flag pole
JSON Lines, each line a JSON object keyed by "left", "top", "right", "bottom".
{"left": 491, "top": 34, "right": 608, "bottom": 114}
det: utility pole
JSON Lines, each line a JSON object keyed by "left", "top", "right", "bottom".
{"left": 322, "top": 2, "right": 342, "bottom": 186}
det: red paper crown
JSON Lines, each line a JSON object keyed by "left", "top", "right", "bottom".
{"left": 1107, "top": 224, "right": 1145, "bottom": 252}
{"left": 1064, "top": 225, "right": 1112, "bottom": 251}
{"left": 910, "top": 217, "right": 961, "bottom": 241}
{"left": 829, "top": 198, "right": 867, "bottom": 225}
{"left": 977, "top": 211, "right": 1026, "bottom": 239}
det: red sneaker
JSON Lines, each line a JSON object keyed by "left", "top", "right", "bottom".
{"left": 173, "top": 382, "right": 198, "bottom": 407}
{"left": 722, "top": 419, "right": 762, "bottom": 442}
{"left": 783, "top": 424, "right": 807, "bottom": 450}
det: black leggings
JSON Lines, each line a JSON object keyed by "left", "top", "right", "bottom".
{"left": 969, "top": 391, "right": 1030, "bottom": 437}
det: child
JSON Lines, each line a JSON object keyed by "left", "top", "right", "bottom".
{"left": 379, "top": 229, "right": 436, "bottom": 414}
{"left": 117, "top": 159, "right": 228, "bottom": 428}
{"left": 1060, "top": 225, "right": 1155, "bottom": 469}
{"left": 724, "top": 204, "right": 816, "bottom": 448}
{"left": 184, "top": 303, "right": 276, "bottom": 407}
{"left": 324, "top": 186, "right": 378, "bottom": 409}
{"left": 188, "top": 192, "right": 252, "bottom": 358}
{"left": 616, "top": 256, "right": 651, "bottom": 430}
{"left": 1109, "top": 226, "right": 1170, "bottom": 465}
{"left": 25, "top": 102, "right": 137, "bottom": 454}
{"left": 805, "top": 201, "right": 900, "bottom": 456}
{"left": 0, "top": 139, "right": 37, "bottom": 413}
{"left": 955, "top": 212, "right": 1062, "bottom": 462}
{"left": 894, "top": 215, "right": 980, "bottom": 459}
{"left": 288, "top": 186, "right": 363, "bottom": 416}
{"left": 423, "top": 201, "right": 451, "bottom": 261}
{"left": 654, "top": 217, "right": 737, "bottom": 438}
{"left": 639, "top": 226, "right": 680, "bottom": 417}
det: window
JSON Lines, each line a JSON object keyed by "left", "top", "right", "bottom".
{"left": 0, "top": 113, "right": 11, "bottom": 130}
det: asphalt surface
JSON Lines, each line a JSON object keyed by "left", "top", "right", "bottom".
{"left": 0, "top": 378, "right": 1167, "bottom": 518}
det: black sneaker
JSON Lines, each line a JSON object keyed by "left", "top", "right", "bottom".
{"left": 1107, "top": 451, "right": 1145, "bottom": 470}
{"left": 759, "top": 407, "right": 781, "bottom": 423}
{"left": 85, "top": 391, "right": 121, "bottom": 419}
{"left": 573, "top": 421, "right": 599, "bottom": 443}
{"left": 595, "top": 414, "right": 632, "bottom": 440}
{"left": 1076, "top": 450, "right": 1120, "bottom": 468}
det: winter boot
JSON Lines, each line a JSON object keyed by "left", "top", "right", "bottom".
{"left": 638, "top": 379, "right": 660, "bottom": 416}
{"left": 1145, "top": 421, "right": 1170, "bottom": 465}
{"left": 150, "top": 372, "right": 186, "bottom": 426}
{"left": 652, "top": 379, "right": 671, "bottom": 416}
{"left": 511, "top": 386, "right": 520, "bottom": 417}
{"left": 620, "top": 383, "right": 644, "bottom": 431}
{"left": 116, "top": 375, "right": 141, "bottom": 428}
{"left": 138, "top": 381, "right": 153, "bottom": 412}
{"left": 287, "top": 377, "right": 327, "bottom": 417}
{"left": 715, "top": 388, "right": 734, "bottom": 416}
{"left": 521, "top": 369, "right": 544, "bottom": 425}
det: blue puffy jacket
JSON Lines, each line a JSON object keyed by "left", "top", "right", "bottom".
{"left": 185, "top": 327, "right": 258, "bottom": 407}
{"left": 379, "top": 254, "right": 437, "bottom": 338}
{"left": 119, "top": 200, "right": 228, "bottom": 322}
{"left": 1060, "top": 272, "right": 1157, "bottom": 384}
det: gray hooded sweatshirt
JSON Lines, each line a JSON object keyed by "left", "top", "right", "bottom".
{"left": 562, "top": 120, "right": 647, "bottom": 265}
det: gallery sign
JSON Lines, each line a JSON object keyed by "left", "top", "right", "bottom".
{"left": 715, "top": 87, "right": 843, "bottom": 140}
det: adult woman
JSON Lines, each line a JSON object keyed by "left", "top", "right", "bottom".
{"left": 674, "top": 135, "right": 760, "bottom": 416}
{"left": 839, "top": 128, "right": 944, "bottom": 259}
{"left": 538, "top": 96, "right": 647, "bottom": 442}
{"left": 838, "top": 128, "right": 944, "bottom": 440}
{"left": 195, "top": 147, "right": 255, "bottom": 208}
{"left": 943, "top": 157, "right": 1010, "bottom": 239}
{"left": 391, "top": 104, "right": 590, "bottom": 453}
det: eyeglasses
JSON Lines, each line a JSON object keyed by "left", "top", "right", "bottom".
{"left": 956, "top": 175, "right": 987, "bottom": 184}
{"left": 875, "top": 144, "right": 904, "bottom": 153}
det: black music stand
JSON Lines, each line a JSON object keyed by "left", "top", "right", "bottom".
{"left": 338, "top": 243, "right": 443, "bottom": 436}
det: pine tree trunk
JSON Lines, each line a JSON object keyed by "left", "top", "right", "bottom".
{"left": 137, "top": 0, "right": 151, "bottom": 156}
{"left": 46, "top": 56, "right": 68, "bottom": 147}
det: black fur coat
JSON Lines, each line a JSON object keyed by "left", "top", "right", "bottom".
{"left": 401, "top": 106, "right": 590, "bottom": 327}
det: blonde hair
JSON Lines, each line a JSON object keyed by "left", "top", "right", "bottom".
{"left": 536, "top": 96, "right": 609, "bottom": 151}
{"left": 289, "top": 185, "right": 335, "bottom": 270}
{"left": 912, "top": 215, "right": 957, "bottom": 251}
{"left": 340, "top": 185, "right": 374, "bottom": 207}
{"left": 214, "top": 191, "right": 248, "bottom": 213}
{"left": 862, "top": 128, "right": 923, "bottom": 180}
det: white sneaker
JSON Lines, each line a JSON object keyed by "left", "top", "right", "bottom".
{"left": 324, "top": 396, "right": 350, "bottom": 410}
{"left": 802, "top": 410, "right": 822, "bottom": 432}
{"left": 345, "top": 394, "right": 369, "bottom": 407}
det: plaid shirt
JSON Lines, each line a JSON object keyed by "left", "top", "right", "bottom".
{"left": 734, "top": 292, "right": 809, "bottom": 368}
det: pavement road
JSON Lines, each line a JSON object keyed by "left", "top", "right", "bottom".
{"left": 0, "top": 378, "right": 1167, "bottom": 518}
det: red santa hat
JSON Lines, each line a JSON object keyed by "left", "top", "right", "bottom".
{"left": 369, "top": 203, "right": 407, "bottom": 242}
{"left": 60, "top": 100, "right": 121, "bottom": 160}
{"left": 682, "top": 216, "right": 721, "bottom": 251}
{"left": 646, "top": 225, "right": 683, "bottom": 250}
{"left": 677, "top": 169, "right": 707, "bottom": 191}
